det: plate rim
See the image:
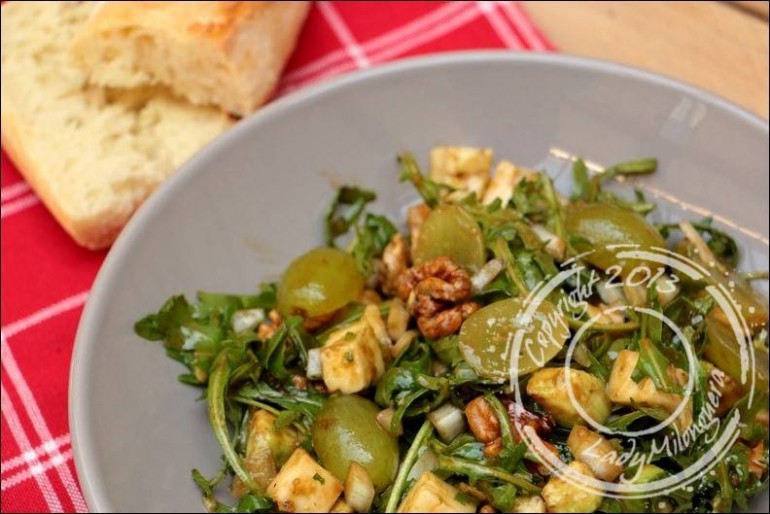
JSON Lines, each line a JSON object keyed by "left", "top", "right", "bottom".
{"left": 68, "top": 50, "right": 769, "bottom": 512}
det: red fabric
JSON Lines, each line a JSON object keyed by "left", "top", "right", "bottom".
{"left": 0, "top": 2, "right": 551, "bottom": 511}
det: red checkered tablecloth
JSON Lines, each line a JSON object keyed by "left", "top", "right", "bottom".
{"left": 0, "top": 2, "right": 552, "bottom": 511}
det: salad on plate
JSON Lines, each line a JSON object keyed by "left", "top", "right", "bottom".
{"left": 136, "top": 147, "right": 769, "bottom": 513}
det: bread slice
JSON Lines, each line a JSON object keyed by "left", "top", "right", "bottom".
{"left": 1, "top": 1, "right": 234, "bottom": 249}
{"left": 70, "top": 1, "right": 311, "bottom": 116}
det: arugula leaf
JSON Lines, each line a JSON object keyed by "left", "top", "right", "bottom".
{"left": 350, "top": 213, "right": 397, "bottom": 276}
{"left": 539, "top": 173, "right": 566, "bottom": 238}
{"left": 274, "top": 410, "right": 301, "bottom": 430}
{"left": 375, "top": 343, "right": 450, "bottom": 434}
{"left": 197, "top": 287, "right": 277, "bottom": 315}
{"left": 604, "top": 411, "right": 649, "bottom": 431}
{"left": 430, "top": 335, "right": 462, "bottom": 366}
{"left": 136, "top": 295, "right": 252, "bottom": 383}
{"left": 640, "top": 288, "right": 664, "bottom": 344}
{"left": 511, "top": 177, "right": 550, "bottom": 217}
{"left": 636, "top": 338, "right": 681, "bottom": 394}
{"left": 398, "top": 152, "right": 446, "bottom": 207}
{"left": 207, "top": 351, "right": 258, "bottom": 492}
{"left": 436, "top": 454, "right": 540, "bottom": 493}
{"left": 571, "top": 157, "right": 657, "bottom": 208}
{"left": 584, "top": 158, "right": 658, "bottom": 205}
{"left": 485, "top": 394, "right": 526, "bottom": 472}
{"left": 235, "top": 382, "right": 324, "bottom": 423}
{"left": 383, "top": 421, "right": 434, "bottom": 512}
{"left": 514, "top": 250, "right": 545, "bottom": 292}
{"left": 375, "top": 342, "right": 431, "bottom": 407}
{"left": 193, "top": 466, "right": 273, "bottom": 514}
{"left": 134, "top": 295, "right": 218, "bottom": 349}
{"left": 597, "top": 188, "right": 656, "bottom": 215}
{"left": 630, "top": 401, "right": 669, "bottom": 423}
{"left": 235, "top": 494, "right": 273, "bottom": 513}
{"left": 257, "top": 321, "right": 290, "bottom": 379}
{"left": 479, "top": 482, "right": 519, "bottom": 512}
{"left": 134, "top": 283, "right": 278, "bottom": 384}
{"left": 602, "top": 158, "right": 658, "bottom": 178}
{"left": 375, "top": 367, "right": 420, "bottom": 406}
{"left": 323, "top": 185, "right": 399, "bottom": 275}
{"left": 734, "top": 392, "right": 770, "bottom": 442}
{"left": 658, "top": 218, "right": 739, "bottom": 269}
{"left": 572, "top": 341, "right": 610, "bottom": 381}
{"left": 391, "top": 388, "right": 432, "bottom": 435}
{"left": 571, "top": 158, "right": 590, "bottom": 201}
{"left": 597, "top": 498, "right": 624, "bottom": 513}
{"left": 492, "top": 238, "right": 529, "bottom": 295}
{"left": 441, "top": 434, "right": 486, "bottom": 461}
{"left": 324, "top": 185, "right": 377, "bottom": 246}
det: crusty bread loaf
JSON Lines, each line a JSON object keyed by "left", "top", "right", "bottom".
{"left": 71, "top": 1, "right": 311, "bottom": 116}
{"left": 1, "top": 1, "right": 234, "bottom": 249}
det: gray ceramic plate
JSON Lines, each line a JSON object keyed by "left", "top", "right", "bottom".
{"left": 70, "top": 52, "right": 769, "bottom": 512}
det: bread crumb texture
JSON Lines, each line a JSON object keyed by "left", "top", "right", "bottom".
{"left": 70, "top": 1, "right": 311, "bottom": 115}
{"left": 1, "top": 2, "right": 233, "bottom": 249}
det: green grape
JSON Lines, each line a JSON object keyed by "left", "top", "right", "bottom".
{"left": 566, "top": 203, "right": 666, "bottom": 276}
{"left": 459, "top": 298, "right": 569, "bottom": 381}
{"left": 277, "top": 247, "right": 364, "bottom": 318}
{"left": 413, "top": 205, "right": 486, "bottom": 272}
{"left": 311, "top": 395, "right": 399, "bottom": 488}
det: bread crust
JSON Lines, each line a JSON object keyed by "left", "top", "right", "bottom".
{"left": 72, "top": 1, "right": 311, "bottom": 115}
{"left": 1, "top": 110, "right": 127, "bottom": 250}
{"left": 83, "top": 1, "right": 274, "bottom": 42}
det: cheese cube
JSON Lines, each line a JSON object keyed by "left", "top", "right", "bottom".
{"left": 430, "top": 146, "right": 492, "bottom": 197}
{"left": 397, "top": 472, "right": 476, "bottom": 513}
{"left": 541, "top": 461, "right": 603, "bottom": 513}
{"left": 607, "top": 350, "right": 692, "bottom": 432}
{"left": 510, "top": 495, "right": 546, "bottom": 513}
{"left": 568, "top": 426, "right": 623, "bottom": 482}
{"left": 321, "top": 320, "right": 385, "bottom": 394}
{"left": 267, "top": 448, "right": 343, "bottom": 513}
{"left": 330, "top": 500, "right": 355, "bottom": 513}
{"left": 481, "top": 160, "right": 534, "bottom": 206}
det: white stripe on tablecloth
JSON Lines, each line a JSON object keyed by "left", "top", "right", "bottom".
{"left": 317, "top": 1, "right": 371, "bottom": 69}
{"left": 0, "top": 193, "right": 40, "bottom": 219}
{"left": 282, "top": 1, "right": 470, "bottom": 85}
{"left": 2, "top": 291, "right": 89, "bottom": 339}
{"left": 1, "top": 450, "right": 74, "bottom": 492}
{"left": 1, "top": 434, "right": 71, "bottom": 474}
{"left": 0, "top": 383, "right": 63, "bottom": 511}
{"left": 369, "top": 5, "right": 484, "bottom": 65}
{"left": 282, "top": 3, "right": 485, "bottom": 94}
{"left": 498, "top": 1, "right": 549, "bottom": 51}
{"left": 0, "top": 336, "right": 88, "bottom": 511}
{"left": 476, "top": 1, "right": 525, "bottom": 49}
{"left": 0, "top": 182, "right": 31, "bottom": 203}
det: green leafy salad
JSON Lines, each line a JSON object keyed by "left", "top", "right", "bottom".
{"left": 136, "top": 147, "right": 769, "bottom": 513}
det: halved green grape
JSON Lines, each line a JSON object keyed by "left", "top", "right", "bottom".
{"left": 566, "top": 203, "right": 666, "bottom": 276}
{"left": 413, "top": 205, "right": 485, "bottom": 272}
{"left": 675, "top": 238, "right": 768, "bottom": 332}
{"left": 704, "top": 313, "right": 769, "bottom": 392}
{"left": 277, "top": 247, "right": 364, "bottom": 318}
{"left": 312, "top": 395, "right": 399, "bottom": 488}
{"left": 710, "top": 274, "right": 769, "bottom": 333}
{"left": 458, "top": 298, "right": 569, "bottom": 381}
{"left": 703, "top": 275, "right": 766, "bottom": 337}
